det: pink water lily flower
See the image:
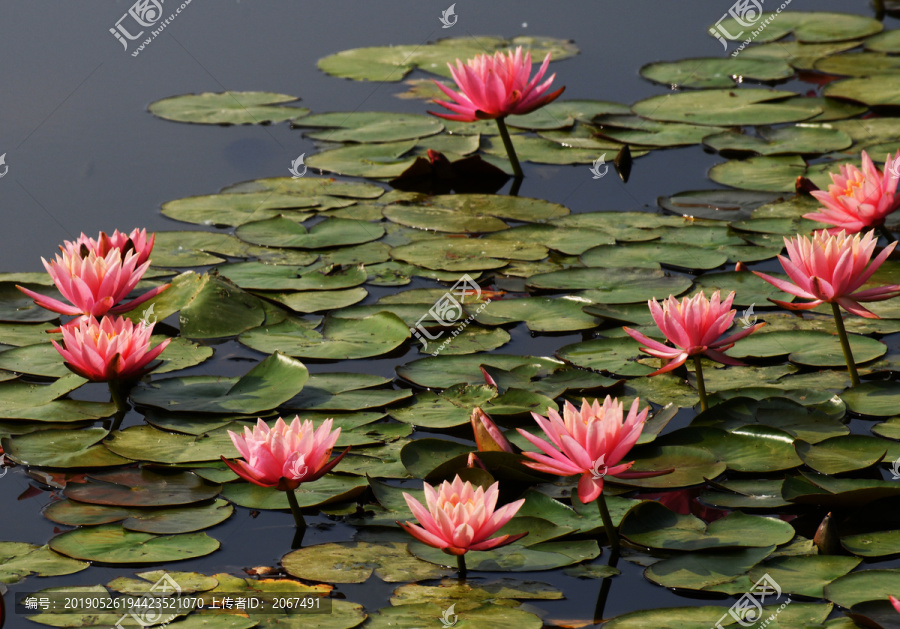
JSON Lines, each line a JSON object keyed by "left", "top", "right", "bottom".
{"left": 429, "top": 47, "right": 565, "bottom": 122}
{"left": 17, "top": 246, "right": 166, "bottom": 318}
{"left": 891, "top": 595, "right": 900, "bottom": 614}
{"left": 753, "top": 230, "right": 900, "bottom": 318}
{"left": 399, "top": 475, "right": 526, "bottom": 556}
{"left": 222, "top": 417, "right": 348, "bottom": 491}
{"left": 72, "top": 228, "right": 156, "bottom": 267}
{"left": 805, "top": 151, "right": 900, "bottom": 234}
{"left": 51, "top": 315, "right": 169, "bottom": 381}
{"left": 470, "top": 407, "right": 513, "bottom": 453}
{"left": 623, "top": 291, "right": 764, "bottom": 375}
{"left": 517, "top": 396, "right": 649, "bottom": 504}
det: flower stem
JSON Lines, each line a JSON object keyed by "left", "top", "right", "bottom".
{"left": 692, "top": 355, "right": 708, "bottom": 412}
{"left": 597, "top": 492, "right": 620, "bottom": 555}
{"left": 285, "top": 490, "right": 307, "bottom": 531}
{"left": 495, "top": 117, "right": 523, "bottom": 179}
{"left": 457, "top": 553, "right": 467, "bottom": 578}
{"left": 108, "top": 380, "right": 129, "bottom": 415}
{"left": 876, "top": 223, "right": 897, "bottom": 244}
{"left": 831, "top": 302, "right": 860, "bottom": 387}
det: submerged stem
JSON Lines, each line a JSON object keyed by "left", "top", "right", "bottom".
{"left": 831, "top": 302, "right": 860, "bottom": 387}
{"left": 693, "top": 355, "right": 708, "bottom": 412}
{"left": 597, "top": 492, "right": 620, "bottom": 555}
{"left": 495, "top": 117, "right": 524, "bottom": 178}
{"left": 107, "top": 380, "right": 130, "bottom": 432}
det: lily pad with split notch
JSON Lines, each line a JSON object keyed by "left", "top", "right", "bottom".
{"left": 640, "top": 57, "right": 794, "bottom": 89}
{"left": 632, "top": 88, "right": 821, "bottom": 126}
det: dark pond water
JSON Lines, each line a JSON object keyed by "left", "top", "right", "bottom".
{"left": 1, "top": 0, "right": 896, "bottom": 627}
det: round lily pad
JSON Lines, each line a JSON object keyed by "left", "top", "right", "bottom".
{"left": 131, "top": 352, "right": 309, "bottom": 414}
{"left": 236, "top": 216, "right": 384, "bottom": 249}
{"left": 148, "top": 91, "right": 308, "bottom": 125}
{"left": 620, "top": 501, "right": 794, "bottom": 551}
{"left": 632, "top": 89, "right": 821, "bottom": 126}
{"left": 50, "top": 525, "right": 220, "bottom": 563}
{"left": 392, "top": 238, "right": 546, "bottom": 272}
{"left": 842, "top": 381, "right": 900, "bottom": 417}
{"left": 730, "top": 330, "right": 886, "bottom": 367}
{"left": 710, "top": 11, "right": 881, "bottom": 44}
{"left": 64, "top": 468, "right": 221, "bottom": 507}
{"left": 299, "top": 112, "right": 442, "bottom": 143}
{"left": 703, "top": 125, "right": 852, "bottom": 156}
{"left": 824, "top": 569, "right": 900, "bottom": 608}
{"left": 1, "top": 428, "right": 130, "bottom": 468}
{"left": 239, "top": 312, "right": 409, "bottom": 359}
{"left": 640, "top": 57, "right": 794, "bottom": 89}
{"left": 581, "top": 242, "right": 728, "bottom": 271}
{"left": 283, "top": 541, "right": 451, "bottom": 583}
{"left": 825, "top": 74, "right": 900, "bottom": 107}
{"left": 529, "top": 267, "right": 693, "bottom": 303}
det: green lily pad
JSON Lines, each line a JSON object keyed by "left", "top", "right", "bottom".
{"left": 131, "top": 352, "right": 309, "bottom": 414}
{"left": 842, "top": 381, "right": 900, "bottom": 417}
{"left": 692, "top": 397, "right": 849, "bottom": 444}
{"left": 690, "top": 271, "right": 795, "bottom": 307}
{"left": 632, "top": 89, "right": 820, "bottom": 126}
{"left": 620, "top": 501, "right": 794, "bottom": 551}
{"left": 0, "top": 373, "right": 115, "bottom": 422}
{"left": 299, "top": 112, "right": 443, "bottom": 143}
{"left": 236, "top": 216, "right": 384, "bottom": 249}
{"left": 704, "top": 125, "right": 852, "bottom": 156}
{"left": 709, "top": 155, "right": 807, "bottom": 192}
{"left": 389, "top": 384, "right": 496, "bottom": 428}
{"left": 383, "top": 194, "right": 568, "bottom": 233}
{"left": 45, "top": 499, "right": 232, "bottom": 534}
{"left": 657, "top": 190, "right": 778, "bottom": 222}
{"left": 663, "top": 425, "right": 802, "bottom": 473}
{"left": 581, "top": 242, "right": 728, "bottom": 271}
{"left": 50, "top": 525, "right": 220, "bottom": 563}
{"left": 215, "top": 262, "right": 366, "bottom": 292}
{"left": 795, "top": 435, "right": 889, "bottom": 475}
{"left": 424, "top": 324, "right": 511, "bottom": 355}
{"left": 741, "top": 40, "right": 862, "bottom": 71}
{"left": 609, "top": 444, "right": 726, "bottom": 488}
{"left": 409, "top": 539, "right": 600, "bottom": 572}
{"left": 556, "top": 336, "right": 652, "bottom": 377}
{"left": 392, "top": 238, "right": 546, "bottom": 271}
{"left": 528, "top": 267, "right": 692, "bottom": 301}
{"left": 222, "top": 474, "right": 367, "bottom": 509}
{"left": 317, "top": 35, "right": 578, "bottom": 82}
{"left": 396, "top": 353, "right": 563, "bottom": 388}
{"left": 64, "top": 468, "right": 221, "bottom": 507}
{"left": 730, "top": 330, "right": 886, "bottom": 366}
{"left": 239, "top": 312, "right": 409, "bottom": 359}
{"left": 645, "top": 546, "right": 776, "bottom": 590}
{"left": 473, "top": 296, "right": 599, "bottom": 332}
{"left": 0, "top": 543, "right": 88, "bottom": 584}
{"left": 264, "top": 286, "right": 368, "bottom": 313}
{"left": 591, "top": 115, "right": 724, "bottom": 147}
{"left": 700, "top": 479, "right": 791, "bottom": 510}
{"left": 283, "top": 541, "right": 452, "bottom": 583}
{"left": 103, "top": 425, "right": 237, "bottom": 464}
{"left": 482, "top": 134, "right": 612, "bottom": 165}
{"left": 824, "top": 569, "right": 900, "bottom": 608}
{"left": 148, "top": 91, "right": 308, "bottom": 125}
{"left": 0, "top": 283, "right": 62, "bottom": 323}
{"left": 640, "top": 57, "right": 794, "bottom": 89}
{"left": 825, "top": 74, "right": 900, "bottom": 107}
{"left": 711, "top": 11, "right": 881, "bottom": 44}
{"left": 748, "top": 555, "right": 861, "bottom": 599}
{"left": 842, "top": 530, "right": 900, "bottom": 557}
{"left": 2, "top": 428, "right": 130, "bottom": 468}
{"left": 306, "top": 141, "right": 418, "bottom": 178}
{"left": 816, "top": 52, "right": 900, "bottom": 77}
